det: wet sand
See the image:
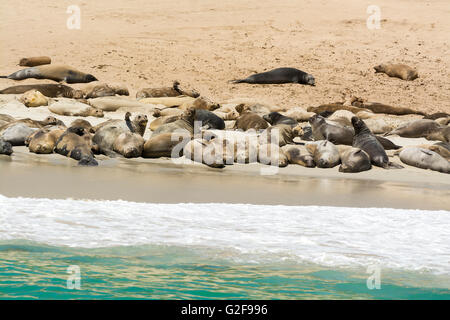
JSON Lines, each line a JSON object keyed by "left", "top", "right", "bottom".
{"left": 1, "top": 147, "right": 449, "bottom": 210}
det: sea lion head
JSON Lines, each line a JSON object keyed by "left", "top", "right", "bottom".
{"left": 181, "top": 107, "right": 196, "bottom": 124}
{"left": 85, "top": 74, "right": 98, "bottom": 83}
{"left": 78, "top": 155, "right": 98, "bottom": 166}
{"left": 43, "top": 116, "right": 64, "bottom": 126}
{"left": 263, "top": 112, "right": 283, "bottom": 125}
{"left": 308, "top": 114, "right": 325, "bottom": 126}
{"left": 92, "top": 108, "right": 104, "bottom": 118}
{"left": 68, "top": 126, "right": 86, "bottom": 136}
{"left": 373, "top": 64, "right": 386, "bottom": 73}
{"left": 304, "top": 74, "right": 315, "bottom": 86}
{"left": 0, "top": 138, "right": 13, "bottom": 155}
{"left": 134, "top": 113, "right": 148, "bottom": 128}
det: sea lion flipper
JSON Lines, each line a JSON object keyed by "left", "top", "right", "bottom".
{"left": 387, "top": 161, "right": 404, "bottom": 169}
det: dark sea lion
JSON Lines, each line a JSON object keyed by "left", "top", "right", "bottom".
{"left": 194, "top": 109, "right": 225, "bottom": 130}
{"left": 234, "top": 111, "right": 269, "bottom": 131}
{"left": 263, "top": 112, "right": 298, "bottom": 127}
{"left": 136, "top": 81, "right": 200, "bottom": 99}
{"left": 55, "top": 127, "right": 97, "bottom": 166}
{"left": 309, "top": 114, "right": 354, "bottom": 145}
{"left": 352, "top": 117, "right": 402, "bottom": 169}
{"left": 374, "top": 64, "right": 418, "bottom": 81}
{"left": 28, "top": 127, "right": 65, "bottom": 154}
{"left": 152, "top": 108, "right": 196, "bottom": 136}
{"left": 399, "top": 148, "right": 449, "bottom": 174}
{"left": 0, "top": 64, "right": 98, "bottom": 84}
{"left": 231, "top": 67, "right": 315, "bottom": 86}
{"left": 281, "top": 145, "right": 315, "bottom": 167}
{"left": 0, "top": 83, "right": 83, "bottom": 98}
{"left": 143, "top": 131, "right": 191, "bottom": 158}
{"left": 375, "top": 136, "right": 402, "bottom": 150}
{"left": 113, "top": 132, "right": 145, "bottom": 158}
{"left": 423, "top": 112, "right": 450, "bottom": 120}
{"left": 338, "top": 147, "right": 372, "bottom": 173}
{"left": 426, "top": 127, "right": 450, "bottom": 143}
{"left": 386, "top": 119, "right": 442, "bottom": 138}
{"left": 305, "top": 140, "right": 340, "bottom": 168}
{"left": 0, "top": 137, "right": 13, "bottom": 155}
{"left": 352, "top": 101, "right": 425, "bottom": 116}
{"left": 308, "top": 103, "right": 370, "bottom": 114}
{"left": 19, "top": 56, "right": 51, "bottom": 67}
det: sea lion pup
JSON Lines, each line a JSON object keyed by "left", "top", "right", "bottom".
{"left": 153, "top": 108, "right": 183, "bottom": 118}
{"left": 305, "top": 140, "right": 340, "bottom": 168}
{"left": 76, "top": 82, "right": 129, "bottom": 99}
{"left": 0, "top": 83, "right": 83, "bottom": 98}
{"left": 307, "top": 103, "right": 370, "bottom": 115}
{"left": 309, "top": 114, "right": 354, "bottom": 145}
{"left": 19, "top": 56, "right": 51, "bottom": 67}
{"left": 351, "top": 101, "right": 425, "bottom": 116}
{"left": 113, "top": 132, "right": 145, "bottom": 158}
{"left": 231, "top": 67, "right": 315, "bottom": 86}
{"left": 152, "top": 108, "right": 196, "bottom": 136}
{"left": 0, "top": 138, "right": 13, "bottom": 155}
{"left": 281, "top": 145, "right": 315, "bottom": 167}
{"left": 19, "top": 89, "right": 48, "bottom": 107}
{"left": 55, "top": 127, "right": 98, "bottom": 166}
{"left": 281, "top": 107, "right": 315, "bottom": 122}
{"left": 399, "top": 148, "right": 449, "bottom": 174}
{"left": 70, "top": 119, "right": 94, "bottom": 133}
{"left": 258, "top": 143, "right": 289, "bottom": 167}
{"left": 149, "top": 115, "right": 179, "bottom": 131}
{"left": 234, "top": 106, "right": 269, "bottom": 131}
{"left": 351, "top": 117, "right": 403, "bottom": 169}
{"left": 28, "top": 127, "right": 66, "bottom": 154}
{"left": 136, "top": 81, "right": 200, "bottom": 99}
{"left": 137, "top": 96, "right": 195, "bottom": 108}
{"left": 143, "top": 131, "right": 191, "bottom": 158}
{"left": 424, "top": 112, "right": 450, "bottom": 120}
{"left": 263, "top": 112, "right": 298, "bottom": 127}
{"left": 258, "top": 124, "right": 302, "bottom": 147}
{"left": 385, "top": 119, "right": 442, "bottom": 138}
{"left": 194, "top": 109, "right": 225, "bottom": 130}
{"left": 48, "top": 99, "right": 104, "bottom": 117}
{"left": 338, "top": 147, "right": 372, "bottom": 173}
{"left": 374, "top": 63, "right": 418, "bottom": 81}
{"left": 393, "top": 144, "right": 450, "bottom": 161}
{"left": 0, "top": 64, "right": 98, "bottom": 84}
{"left": 426, "top": 127, "right": 450, "bottom": 143}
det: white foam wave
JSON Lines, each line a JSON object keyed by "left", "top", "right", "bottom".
{"left": 0, "top": 194, "right": 449, "bottom": 274}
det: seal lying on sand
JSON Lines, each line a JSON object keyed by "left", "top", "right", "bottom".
{"left": 234, "top": 110, "right": 269, "bottom": 131}
{"left": 0, "top": 83, "right": 83, "bottom": 98}
{"left": 385, "top": 119, "right": 442, "bottom": 138}
{"left": 306, "top": 140, "right": 340, "bottom": 168}
{"left": 195, "top": 109, "right": 225, "bottom": 130}
{"left": 1, "top": 64, "right": 98, "bottom": 83}
{"left": 19, "top": 89, "right": 48, "bottom": 107}
{"left": 70, "top": 119, "right": 94, "bottom": 133}
{"left": 281, "top": 145, "right": 315, "bottom": 167}
{"left": 94, "top": 112, "right": 148, "bottom": 137}
{"left": 55, "top": 127, "right": 97, "bottom": 166}
{"left": 0, "top": 137, "right": 13, "bottom": 155}
{"left": 19, "top": 56, "right": 51, "bottom": 67}
{"left": 113, "top": 132, "right": 145, "bottom": 158}
{"left": 308, "top": 103, "right": 369, "bottom": 115}
{"left": 259, "top": 124, "right": 301, "bottom": 147}
{"left": 352, "top": 101, "right": 425, "bottom": 116}
{"left": 0, "top": 123, "right": 37, "bottom": 146}
{"left": 263, "top": 112, "right": 298, "bottom": 127}
{"left": 48, "top": 99, "right": 104, "bottom": 117}
{"left": 136, "top": 81, "right": 200, "bottom": 99}
{"left": 76, "top": 82, "right": 129, "bottom": 99}
{"left": 258, "top": 143, "right": 289, "bottom": 167}
{"left": 28, "top": 126, "right": 66, "bottom": 154}
{"left": 426, "top": 127, "right": 450, "bottom": 143}
{"left": 309, "top": 114, "right": 354, "bottom": 145}
{"left": 143, "top": 131, "right": 191, "bottom": 158}
{"left": 374, "top": 63, "right": 418, "bottom": 81}
{"left": 152, "top": 108, "right": 196, "bottom": 136}
{"left": 338, "top": 147, "right": 372, "bottom": 173}
{"left": 281, "top": 107, "right": 315, "bottom": 122}
{"left": 352, "top": 117, "right": 402, "bottom": 169}
{"left": 231, "top": 67, "right": 315, "bottom": 86}
{"left": 399, "top": 148, "right": 449, "bottom": 174}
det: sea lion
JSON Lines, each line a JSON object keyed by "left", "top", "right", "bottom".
{"left": 152, "top": 108, "right": 196, "bottom": 136}
{"left": 179, "top": 96, "right": 220, "bottom": 111}
{"left": 234, "top": 111, "right": 269, "bottom": 132}
{"left": 48, "top": 99, "right": 104, "bottom": 117}
{"left": 19, "top": 89, "right": 48, "bottom": 107}
{"left": 0, "top": 138, "right": 13, "bottom": 155}
{"left": 113, "top": 132, "right": 145, "bottom": 158}
{"left": 0, "top": 83, "right": 83, "bottom": 98}
{"left": 338, "top": 147, "right": 372, "bottom": 173}
{"left": 70, "top": 119, "right": 94, "bottom": 133}
{"left": 143, "top": 131, "right": 191, "bottom": 158}
{"left": 374, "top": 63, "right": 418, "bottom": 81}
{"left": 263, "top": 112, "right": 298, "bottom": 127}
{"left": 258, "top": 124, "right": 301, "bottom": 147}
{"left": 0, "top": 64, "right": 98, "bottom": 83}
{"left": 28, "top": 127, "right": 65, "bottom": 154}
{"left": 138, "top": 96, "right": 195, "bottom": 107}
{"left": 194, "top": 109, "right": 225, "bottom": 130}
{"left": 399, "top": 148, "right": 449, "bottom": 174}
{"left": 363, "top": 118, "right": 395, "bottom": 134}
{"left": 375, "top": 136, "right": 402, "bottom": 150}
{"left": 258, "top": 143, "right": 289, "bottom": 167}
{"left": 0, "top": 116, "right": 62, "bottom": 132}
{"left": 19, "top": 56, "right": 51, "bottom": 67}
{"left": 94, "top": 112, "right": 148, "bottom": 136}
{"left": 394, "top": 144, "right": 450, "bottom": 161}
{"left": 281, "top": 145, "right": 315, "bottom": 167}
{"left": 305, "top": 140, "right": 340, "bottom": 168}
{"left": 55, "top": 127, "right": 98, "bottom": 166}
{"left": 281, "top": 107, "right": 315, "bottom": 122}
{"left": 213, "top": 109, "right": 240, "bottom": 121}
{"left": 386, "top": 119, "right": 442, "bottom": 138}
{"left": 352, "top": 101, "right": 425, "bottom": 116}
{"left": 149, "top": 115, "right": 179, "bottom": 131}
{"left": 231, "top": 67, "right": 315, "bottom": 86}
{"left": 326, "top": 109, "right": 355, "bottom": 127}
{"left": 352, "top": 117, "right": 402, "bottom": 169}
{"left": 76, "top": 82, "right": 129, "bottom": 99}
{"left": 309, "top": 114, "right": 354, "bottom": 145}
{"left": 308, "top": 103, "right": 370, "bottom": 115}
{"left": 424, "top": 112, "right": 450, "bottom": 120}
{"left": 426, "top": 127, "right": 450, "bottom": 143}
{"left": 153, "top": 108, "right": 183, "bottom": 118}
{"left": 92, "top": 126, "right": 127, "bottom": 157}
{"left": 435, "top": 117, "right": 450, "bottom": 126}
{"left": 87, "top": 96, "right": 157, "bottom": 112}
{"left": 0, "top": 123, "right": 37, "bottom": 146}
{"left": 136, "top": 81, "right": 200, "bottom": 99}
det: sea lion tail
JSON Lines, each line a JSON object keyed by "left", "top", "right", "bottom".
{"left": 229, "top": 79, "right": 245, "bottom": 84}
{"left": 0, "top": 76, "right": 7, "bottom": 78}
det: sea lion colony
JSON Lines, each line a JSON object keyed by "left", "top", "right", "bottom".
{"left": 0, "top": 57, "right": 449, "bottom": 174}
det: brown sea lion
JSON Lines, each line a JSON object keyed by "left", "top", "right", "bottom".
{"left": 234, "top": 110, "right": 269, "bottom": 132}
{"left": 143, "top": 131, "right": 191, "bottom": 158}
{"left": 0, "top": 83, "right": 83, "bottom": 98}
{"left": 153, "top": 108, "right": 183, "bottom": 118}
{"left": 55, "top": 127, "right": 97, "bottom": 166}
{"left": 305, "top": 140, "right": 340, "bottom": 168}
{"left": 258, "top": 143, "right": 289, "bottom": 167}
{"left": 70, "top": 119, "right": 94, "bottom": 133}
{"left": 48, "top": 99, "right": 104, "bottom": 117}
{"left": 307, "top": 103, "right": 370, "bottom": 115}
{"left": 426, "top": 127, "right": 450, "bottom": 143}
{"left": 338, "top": 147, "right": 372, "bottom": 173}
{"left": 76, "top": 82, "right": 129, "bottom": 99}
{"left": 136, "top": 81, "right": 200, "bottom": 99}
{"left": 19, "top": 56, "right": 51, "bottom": 67}
{"left": 281, "top": 107, "right": 316, "bottom": 122}
{"left": 374, "top": 64, "right": 418, "bottom": 81}
{"left": 179, "top": 96, "right": 220, "bottom": 111}
{"left": 352, "top": 101, "right": 425, "bottom": 116}
{"left": 113, "top": 132, "right": 145, "bottom": 158}
{"left": 386, "top": 119, "right": 442, "bottom": 138}
{"left": 19, "top": 89, "right": 48, "bottom": 107}
{"left": 281, "top": 145, "right": 315, "bottom": 167}
{"left": 149, "top": 115, "right": 179, "bottom": 131}
{"left": 28, "top": 127, "right": 66, "bottom": 154}
{"left": 152, "top": 108, "right": 196, "bottom": 136}
{"left": 258, "top": 124, "right": 301, "bottom": 147}
{"left": 423, "top": 112, "right": 450, "bottom": 120}
{"left": 231, "top": 67, "right": 315, "bottom": 86}
{"left": 263, "top": 112, "right": 298, "bottom": 127}
{"left": 0, "top": 64, "right": 97, "bottom": 83}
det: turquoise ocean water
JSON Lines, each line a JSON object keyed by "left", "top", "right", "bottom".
{"left": 0, "top": 195, "right": 449, "bottom": 299}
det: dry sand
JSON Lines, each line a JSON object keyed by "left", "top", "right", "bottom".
{"left": 1, "top": 0, "right": 450, "bottom": 114}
